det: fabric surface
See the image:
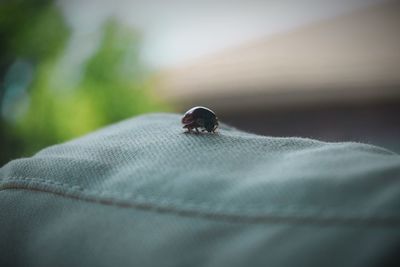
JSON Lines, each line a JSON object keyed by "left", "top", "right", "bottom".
{"left": 1, "top": 113, "right": 400, "bottom": 267}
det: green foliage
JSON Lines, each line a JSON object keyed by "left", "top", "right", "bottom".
{"left": 0, "top": 3, "right": 171, "bottom": 165}
{"left": 0, "top": 0, "right": 68, "bottom": 64}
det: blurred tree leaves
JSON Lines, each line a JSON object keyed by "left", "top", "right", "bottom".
{"left": 0, "top": 1, "right": 170, "bottom": 165}
{"left": 0, "top": 0, "right": 68, "bottom": 66}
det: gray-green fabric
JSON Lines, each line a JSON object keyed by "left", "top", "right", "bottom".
{"left": 1, "top": 113, "right": 400, "bottom": 267}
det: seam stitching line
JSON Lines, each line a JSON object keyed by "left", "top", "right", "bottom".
{"left": 1, "top": 177, "right": 400, "bottom": 226}
{"left": 1, "top": 176, "right": 400, "bottom": 216}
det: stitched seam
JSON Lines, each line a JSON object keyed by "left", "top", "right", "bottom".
{"left": 1, "top": 185, "right": 400, "bottom": 227}
{"left": 1, "top": 177, "right": 400, "bottom": 226}
{"left": 1, "top": 176, "right": 400, "bottom": 216}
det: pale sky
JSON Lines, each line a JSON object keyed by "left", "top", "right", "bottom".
{"left": 59, "top": 0, "right": 380, "bottom": 70}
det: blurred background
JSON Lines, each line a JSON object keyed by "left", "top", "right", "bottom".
{"left": 1, "top": 0, "right": 399, "bottom": 165}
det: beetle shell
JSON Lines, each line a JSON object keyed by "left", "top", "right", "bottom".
{"left": 182, "top": 106, "right": 219, "bottom": 133}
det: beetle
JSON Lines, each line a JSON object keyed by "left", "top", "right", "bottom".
{"left": 181, "top": 106, "right": 219, "bottom": 133}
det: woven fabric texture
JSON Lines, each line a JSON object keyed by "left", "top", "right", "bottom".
{"left": 1, "top": 113, "right": 400, "bottom": 267}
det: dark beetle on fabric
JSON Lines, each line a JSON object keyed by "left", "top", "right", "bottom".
{"left": 182, "top": 106, "right": 219, "bottom": 133}
{"left": 1, "top": 113, "right": 400, "bottom": 267}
